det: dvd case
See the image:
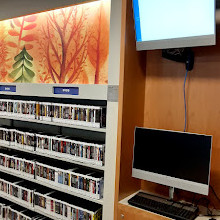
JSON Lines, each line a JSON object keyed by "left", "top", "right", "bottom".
{"left": 40, "top": 102, "right": 52, "bottom": 122}
{"left": 0, "top": 173, "right": 103, "bottom": 220}
{"left": 0, "top": 153, "right": 35, "bottom": 180}
{"left": 0, "top": 99, "right": 107, "bottom": 128}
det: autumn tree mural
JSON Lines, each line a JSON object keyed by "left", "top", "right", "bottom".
{"left": 38, "top": 6, "right": 88, "bottom": 84}
{"left": 88, "top": 2, "right": 109, "bottom": 84}
{"left": 0, "top": 24, "right": 9, "bottom": 81}
{"left": 7, "top": 15, "right": 37, "bottom": 82}
{"left": 0, "top": 0, "right": 110, "bottom": 84}
{"left": 8, "top": 15, "right": 37, "bottom": 52}
{"left": 10, "top": 47, "right": 34, "bottom": 82}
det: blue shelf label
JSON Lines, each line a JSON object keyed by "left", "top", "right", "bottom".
{"left": 53, "top": 87, "right": 79, "bottom": 95}
{"left": 0, "top": 85, "right": 16, "bottom": 92}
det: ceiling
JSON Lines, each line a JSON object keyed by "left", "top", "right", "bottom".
{"left": 0, "top": 0, "right": 93, "bottom": 21}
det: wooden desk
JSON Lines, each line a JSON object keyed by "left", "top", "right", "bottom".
{"left": 118, "top": 191, "right": 220, "bottom": 220}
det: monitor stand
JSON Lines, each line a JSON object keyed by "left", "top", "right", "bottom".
{"left": 169, "top": 187, "right": 175, "bottom": 200}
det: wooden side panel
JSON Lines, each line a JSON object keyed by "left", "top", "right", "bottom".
{"left": 117, "top": 203, "right": 171, "bottom": 220}
{"left": 142, "top": 27, "right": 220, "bottom": 207}
{"left": 116, "top": 0, "right": 146, "bottom": 201}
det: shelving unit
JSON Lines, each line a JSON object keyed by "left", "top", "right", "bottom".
{"left": 0, "top": 85, "right": 107, "bottom": 207}
{"left": 0, "top": 0, "right": 123, "bottom": 219}
{"left": 0, "top": 85, "right": 107, "bottom": 220}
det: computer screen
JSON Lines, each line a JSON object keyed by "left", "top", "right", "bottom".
{"left": 133, "top": 0, "right": 216, "bottom": 50}
{"left": 132, "top": 127, "right": 212, "bottom": 195}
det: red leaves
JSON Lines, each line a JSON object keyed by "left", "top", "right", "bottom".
{"left": 8, "top": 15, "right": 37, "bottom": 49}
{"left": 8, "top": 30, "right": 19, "bottom": 36}
{"left": 25, "top": 15, "right": 37, "bottom": 22}
{"left": 13, "top": 18, "right": 21, "bottom": 27}
{"left": 21, "top": 34, "right": 35, "bottom": 42}
{"left": 23, "top": 44, "right": 34, "bottom": 50}
{"left": 7, "top": 42, "right": 17, "bottom": 48}
{"left": 24, "top": 23, "right": 37, "bottom": 30}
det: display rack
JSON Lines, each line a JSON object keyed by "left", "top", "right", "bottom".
{"left": 0, "top": 0, "right": 123, "bottom": 219}
{"left": 0, "top": 84, "right": 107, "bottom": 216}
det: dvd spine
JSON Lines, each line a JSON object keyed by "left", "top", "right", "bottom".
{"left": 0, "top": 99, "right": 106, "bottom": 128}
{"left": 0, "top": 126, "right": 105, "bottom": 166}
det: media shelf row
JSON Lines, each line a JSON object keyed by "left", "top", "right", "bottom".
{"left": 0, "top": 197, "right": 53, "bottom": 220}
{"left": 0, "top": 197, "right": 51, "bottom": 220}
{"left": 0, "top": 168, "right": 103, "bottom": 205}
{"left": 0, "top": 172, "right": 102, "bottom": 220}
{"left": 0, "top": 115, "right": 106, "bottom": 133}
{"left": 0, "top": 149, "right": 104, "bottom": 205}
{"left": 0, "top": 144, "right": 105, "bottom": 171}
{"left": 0, "top": 126, "right": 105, "bottom": 170}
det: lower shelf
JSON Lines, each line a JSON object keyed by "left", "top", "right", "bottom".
{"left": 0, "top": 195, "right": 56, "bottom": 220}
{"left": 0, "top": 168, "right": 103, "bottom": 205}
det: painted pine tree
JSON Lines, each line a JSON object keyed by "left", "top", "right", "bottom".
{"left": 9, "top": 46, "right": 35, "bottom": 83}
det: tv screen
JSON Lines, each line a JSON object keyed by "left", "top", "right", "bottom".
{"left": 133, "top": 0, "right": 216, "bottom": 50}
{"left": 132, "top": 127, "right": 212, "bottom": 195}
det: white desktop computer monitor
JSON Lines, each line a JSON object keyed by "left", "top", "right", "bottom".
{"left": 133, "top": 0, "right": 216, "bottom": 50}
{"left": 132, "top": 127, "right": 212, "bottom": 195}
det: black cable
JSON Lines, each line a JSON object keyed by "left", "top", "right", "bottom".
{"left": 195, "top": 197, "right": 213, "bottom": 216}
{"left": 191, "top": 194, "right": 196, "bottom": 205}
{"left": 210, "top": 185, "right": 220, "bottom": 205}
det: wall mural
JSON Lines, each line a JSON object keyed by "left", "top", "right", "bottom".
{"left": 0, "top": 0, "right": 110, "bottom": 84}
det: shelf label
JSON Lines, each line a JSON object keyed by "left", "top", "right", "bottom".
{"left": 0, "top": 85, "right": 16, "bottom": 92}
{"left": 53, "top": 87, "right": 79, "bottom": 95}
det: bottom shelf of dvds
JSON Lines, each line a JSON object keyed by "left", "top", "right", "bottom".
{"left": 0, "top": 197, "right": 51, "bottom": 220}
{"left": 0, "top": 172, "right": 102, "bottom": 220}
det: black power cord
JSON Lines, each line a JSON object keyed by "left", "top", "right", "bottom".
{"left": 197, "top": 185, "right": 220, "bottom": 218}
{"left": 210, "top": 185, "right": 220, "bottom": 205}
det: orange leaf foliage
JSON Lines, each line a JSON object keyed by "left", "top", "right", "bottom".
{"left": 7, "top": 42, "right": 17, "bottom": 48}
{"left": 8, "top": 30, "right": 19, "bottom": 36}
{"left": 21, "top": 44, "right": 33, "bottom": 50}
{"left": 88, "top": 5, "right": 109, "bottom": 68}
{"left": 21, "top": 34, "right": 35, "bottom": 42}
{"left": 13, "top": 18, "right": 21, "bottom": 27}
{"left": 25, "top": 15, "right": 37, "bottom": 22}
{"left": 24, "top": 23, "right": 37, "bottom": 30}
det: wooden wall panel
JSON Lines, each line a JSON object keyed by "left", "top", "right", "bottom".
{"left": 142, "top": 27, "right": 220, "bottom": 207}
{"left": 115, "top": 0, "right": 146, "bottom": 203}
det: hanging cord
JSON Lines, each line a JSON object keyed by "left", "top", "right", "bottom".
{"left": 210, "top": 185, "right": 220, "bottom": 205}
{"left": 183, "top": 69, "right": 189, "bottom": 132}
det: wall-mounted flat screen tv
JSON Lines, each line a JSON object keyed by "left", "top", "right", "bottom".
{"left": 133, "top": 0, "right": 216, "bottom": 50}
